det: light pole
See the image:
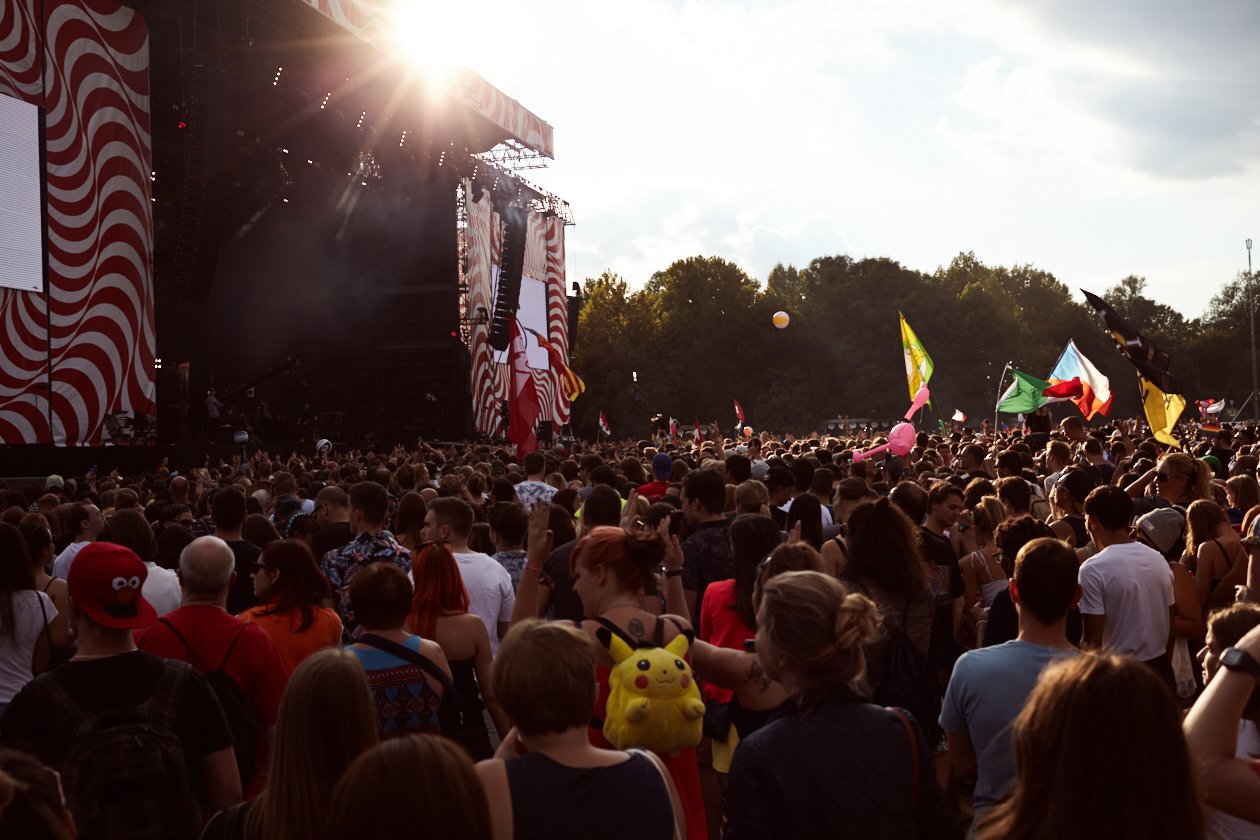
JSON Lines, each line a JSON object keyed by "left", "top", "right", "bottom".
{"left": 1250, "top": 238, "right": 1256, "bottom": 421}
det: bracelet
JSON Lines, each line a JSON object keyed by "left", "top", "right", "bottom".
{"left": 664, "top": 568, "right": 683, "bottom": 578}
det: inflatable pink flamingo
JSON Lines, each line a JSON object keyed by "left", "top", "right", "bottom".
{"left": 852, "top": 385, "right": 930, "bottom": 462}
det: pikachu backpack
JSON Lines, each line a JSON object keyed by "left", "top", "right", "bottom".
{"left": 595, "top": 616, "right": 705, "bottom": 755}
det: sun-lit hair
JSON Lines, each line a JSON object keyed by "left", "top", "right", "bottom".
{"left": 1185, "top": 499, "right": 1229, "bottom": 556}
{"left": 1157, "top": 452, "right": 1213, "bottom": 505}
{"left": 248, "top": 649, "right": 378, "bottom": 840}
{"left": 570, "top": 526, "right": 665, "bottom": 595}
{"left": 493, "top": 620, "right": 596, "bottom": 736}
{"left": 326, "top": 735, "right": 491, "bottom": 840}
{"left": 759, "top": 571, "right": 878, "bottom": 708}
{"left": 407, "top": 543, "right": 469, "bottom": 638}
{"left": 975, "top": 654, "right": 1202, "bottom": 840}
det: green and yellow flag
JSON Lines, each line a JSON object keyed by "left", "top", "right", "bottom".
{"left": 900, "top": 312, "right": 934, "bottom": 401}
{"left": 1141, "top": 376, "right": 1185, "bottom": 448}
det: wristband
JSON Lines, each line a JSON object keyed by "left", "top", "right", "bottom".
{"left": 664, "top": 568, "right": 683, "bottom": 578}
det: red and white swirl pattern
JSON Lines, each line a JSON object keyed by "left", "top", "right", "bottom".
{"left": 0, "top": 0, "right": 154, "bottom": 445}
{"left": 464, "top": 182, "right": 571, "bottom": 436}
{"left": 0, "top": 0, "right": 51, "bottom": 443}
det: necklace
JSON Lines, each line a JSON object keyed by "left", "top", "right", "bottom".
{"left": 69, "top": 652, "right": 124, "bottom": 661}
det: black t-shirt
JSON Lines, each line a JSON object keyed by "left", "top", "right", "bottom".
{"left": 1, "top": 650, "right": 233, "bottom": 770}
{"left": 225, "top": 540, "right": 262, "bottom": 615}
{"left": 543, "top": 540, "right": 582, "bottom": 622}
{"left": 918, "top": 528, "right": 963, "bottom": 603}
{"left": 312, "top": 522, "right": 354, "bottom": 563}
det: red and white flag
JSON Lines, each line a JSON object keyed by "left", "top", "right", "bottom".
{"left": 694, "top": 418, "right": 702, "bottom": 444}
{"left": 598, "top": 412, "right": 611, "bottom": 437}
{"left": 508, "top": 318, "right": 542, "bottom": 454}
{"left": 952, "top": 410, "right": 967, "bottom": 422}
{"left": 669, "top": 417, "right": 678, "bottom": 439}
{"left": 734, "top": 399, "right": 745, "bottom": 425}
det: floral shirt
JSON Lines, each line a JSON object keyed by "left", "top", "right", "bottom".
{"left": 321, "top": 530, "right": 414, "bottom": 642}
{"left": 514, "top": 480, "right": 557, "bottom": 510}
{"left": 492, "top": 549, "right": 528, "bottom": 588}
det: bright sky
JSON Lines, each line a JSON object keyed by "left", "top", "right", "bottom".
{"left": 421, "top": 0, "right": 1260, "bottom": 320}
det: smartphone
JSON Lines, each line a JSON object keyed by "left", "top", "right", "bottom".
{"left": 742, "top": 639, "right": 756, "bottom": 652}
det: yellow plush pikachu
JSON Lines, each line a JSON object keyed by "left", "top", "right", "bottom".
{"left": 600, "top": 629, "right": 705, "bottom": 755}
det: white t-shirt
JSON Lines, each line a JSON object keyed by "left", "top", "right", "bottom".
{"left": 452, "top": 551, "right": 515, "bottom": 656}
{"left": 142, "top": 563, "right": 182, "bottom": 618}
{"left": 52, "top": 540, "right": 90, "bottom": 580}
{"left": 0, "top": 590, "right": 57, "bottom": 707}
{"left": 1078, "top": 541, "right": 1174, "bottom": 661}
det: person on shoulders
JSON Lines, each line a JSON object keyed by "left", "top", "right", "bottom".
{"left": 941, "top": 537, "right": 1080, "bottom": 827}
{"left": 476, "top": 621, "right": 683, "bottom": 840}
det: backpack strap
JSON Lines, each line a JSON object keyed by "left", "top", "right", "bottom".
{"left": 216, "top": 624, "right": 248, "bottom": 673}
{"left": 594, "top": 616, "right": 640, "bottom": 649}
{"left": 139, "top": 660, "right": 193, "bottom": 728}
{"left": 38, "top": 674, "right": 94, "bottom": 742}
{"left": 887, "top": 706, "right": 920, "bottom": 806}
{"left": 158, "top": 617, "right": 211, "bottom": 673}
{"left": 356, "top": 634, "right": 458, "bottom": 699}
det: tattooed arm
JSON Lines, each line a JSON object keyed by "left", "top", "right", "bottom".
{"left": 690, "top": 639, "right": 788, "bottom": 711}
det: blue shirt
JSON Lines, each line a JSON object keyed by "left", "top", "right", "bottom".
{"left": 939, "top": 639, "right": 1077, "bottom": 815}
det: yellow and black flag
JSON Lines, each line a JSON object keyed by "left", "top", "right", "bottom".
{"left": 1141, "top": 376, "right": 1186, "bottom": 449}
{"left": 1081, "top": 289, "right": 1183, "bottom": 394}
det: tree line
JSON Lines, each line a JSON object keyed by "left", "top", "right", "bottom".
{"left": 567, "top": 252, "right": 1254, "bottom": 439}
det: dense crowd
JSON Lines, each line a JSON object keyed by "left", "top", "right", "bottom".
{"left": 3, "top": 415, "right": 1260, "bottom": 838}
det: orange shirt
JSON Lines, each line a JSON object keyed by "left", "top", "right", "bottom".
{"left": 238, "top": 604, "right": 343, "bottom": 677}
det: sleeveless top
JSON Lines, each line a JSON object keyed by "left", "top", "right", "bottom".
{"left": 505, "top": 751, "right": 675, "bottom": 840}
{"left": 349, "top": 636, "right": 442, "bottom": 739}
{"left": 446, "top": 658, "right": 492, "bottom": 761}
{"left": 967, "top": 550, "right": 1008, "bottom": 609}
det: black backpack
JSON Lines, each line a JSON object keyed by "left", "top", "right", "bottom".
{"left": 160, "top": 618, "right": 261, "bottom": 789}
{"left": 42, "top": 660, "right": 203, "bottom": 840}
{"left": 872, "top": 604, "right": 943, "bottom": 748}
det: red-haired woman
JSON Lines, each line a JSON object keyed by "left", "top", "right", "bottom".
{"left": 409, "top": 543, "right": 508, "bottom": 761}
{"left": 239, "top": 539, "right": 343, "bottom": 677}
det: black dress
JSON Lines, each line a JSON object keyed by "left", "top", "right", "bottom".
{"left": 447, "top": 658, "right": 493, "bottom": 761}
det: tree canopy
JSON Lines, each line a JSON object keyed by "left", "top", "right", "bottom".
{"left": 567, "top": 252, "right": 1238, "bottom": 437}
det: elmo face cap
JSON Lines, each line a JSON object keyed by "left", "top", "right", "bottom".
{"left": 67, "top": 543, "right": 157, "bottom": 630}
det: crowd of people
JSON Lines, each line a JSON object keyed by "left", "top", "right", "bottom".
{"left": 3, "top": 415, "right": 1260, "bottom": 838}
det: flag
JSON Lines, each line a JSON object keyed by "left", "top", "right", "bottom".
{"left": 694, "top": 418, "right": 702, "bottom": 444}
{"left": 1197, "top": 398, "right": 1225, "bottom": 416}
{"left": 1142, "top": 376, "right": 1185, "bottom": 448}
{"left": 1041, "top": 378, "right": 1084, "bottom": 400}
{"left": 598, "top": 412, "right": 611, "bottom": 437}
{"left": 1049, "top": 340, "right": 1112, "bottom": 419}
{"left": 952, "top": 410, "right": 967, "bottom": 422}
{"left": 669, "top": 417, "right": 678, "bottom": 439}
{"left": 997, "top": 369, "right": 1053, "bottom": 414}
{"left": 900, "top": 313, "right": 934, "bottom": 401}
{"left": 528, "top": 328, "right": 585, "bottom": 402}
{"left": 508, "top": 318, "right": 542, "bottom": 454}
{"left": 734, "top": 400, "right": 745, "bottom": 425}
{"left": 1081, "top": 290, "right": 1183, "bottom": 394}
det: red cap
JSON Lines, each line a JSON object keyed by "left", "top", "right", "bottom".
{"left": 67, "top": 543, "right": 157, "bottom": 630}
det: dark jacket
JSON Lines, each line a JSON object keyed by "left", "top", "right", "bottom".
{"left": 723, "top": 698, "right": 953, "bottom": 840}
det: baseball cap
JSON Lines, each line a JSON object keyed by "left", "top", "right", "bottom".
{"left": 67, "top": 543, "right": 157, "bottom": 629}
{"left": 763, "top": 466, "right": 794, "bottom": 491}
{"left": 652, "top": 452, "right": 673, "bottom": 480}
{"left": 45, "top": 474, "right": 64, "bottom": 490}
{"left": 1135, "top": 508, "right": 1185, "bottom": 556}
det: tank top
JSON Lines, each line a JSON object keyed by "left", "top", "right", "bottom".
{"left": 446, "top": 658, "right": 492, "bottom": 761}
{"left": 505, "top": 750, "right": 674, "bottom": 840}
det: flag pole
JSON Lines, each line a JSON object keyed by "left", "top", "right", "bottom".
{"left": 992, "top": 361, "right": 1012, "bottom": 436}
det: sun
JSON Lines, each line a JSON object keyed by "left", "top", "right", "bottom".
{"left": 385, "top": 1, "right": 469, "bottom": 93}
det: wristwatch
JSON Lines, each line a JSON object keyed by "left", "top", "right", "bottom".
{"left": 1220, "top": 647, "right": 1260, "bottom": 680}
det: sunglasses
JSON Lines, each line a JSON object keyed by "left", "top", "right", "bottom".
{"left": 252, "top": 562, "right": 273, "bottom": 573}
{"left": 1154, "top": 472, "right": 1181, "bottom": 482}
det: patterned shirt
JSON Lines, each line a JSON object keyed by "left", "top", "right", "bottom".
{"left": 514, "top": 480, "right": 558, "bottom": 510}
{"left": 348, "top": 637, "right": 443, "bottom": 739}
{"left": 321, "top": 530, "right": 414, "bottom": 642}
{"left": 492, "top": 549, "right": 528, "bottom": 588}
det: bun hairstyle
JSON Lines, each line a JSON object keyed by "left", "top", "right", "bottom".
{"left": 570, "top": 526, "right": 666, "bottom": 594}
{"left": 759, "top": 571, "right": 878, "bottom": 707}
